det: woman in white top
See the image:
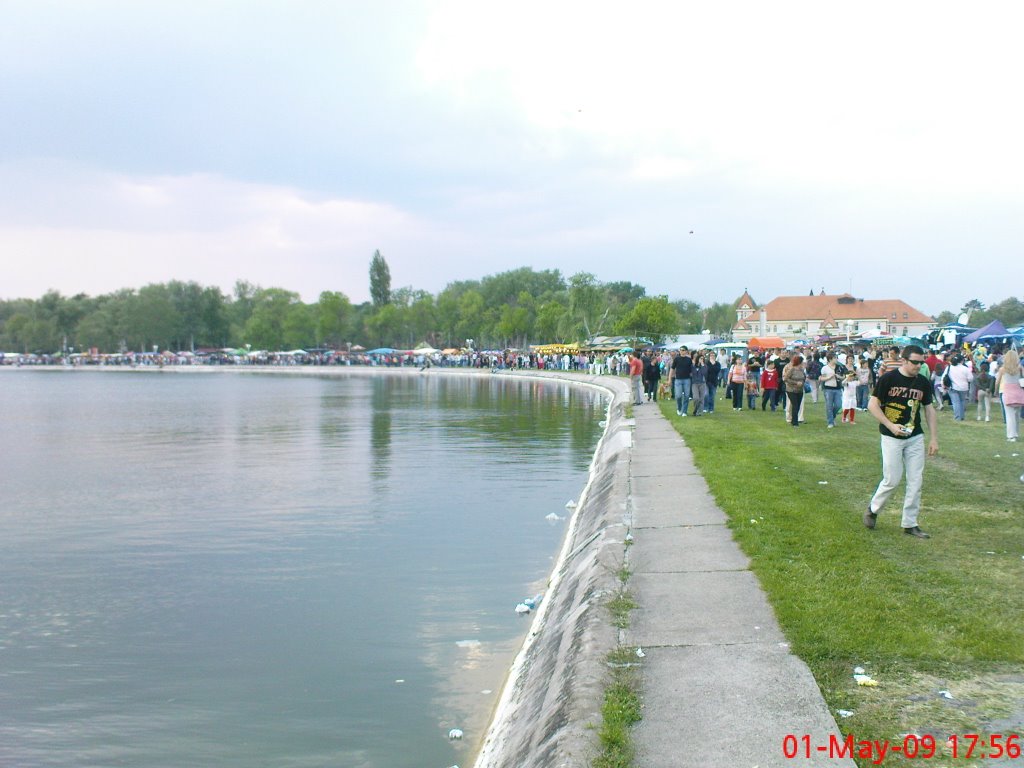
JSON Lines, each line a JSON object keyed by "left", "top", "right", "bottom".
{"left": 946, "top": 355, "right": 974, "bottom": 422}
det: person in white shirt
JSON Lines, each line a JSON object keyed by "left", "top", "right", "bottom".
{"left": 946, "top": 355, "right": 974, "bottom": 421}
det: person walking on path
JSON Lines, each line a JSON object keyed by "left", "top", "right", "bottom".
{"left": 760, "top": 359, "right": 780, "bottom": 411}
{"left": 727, "top": 356, "right": 747, "bottom": 411}
{"left": 995, "top": 349, "right": 1024, "bottom": 441}
{"left": 643, "top": 351, "right": 661, "bottom": 402}
{"left": 690, "top": 352, "right": 709, "bottom": 416}
{"left": 782, "top": 354, "right": 806, "bottom": 427}
{"left": 976, "top": 364, "right": 996, "bottom": 422}
{"left": 856, "top": 357, "right": 872, "bottom": 411}
{"left": 946, "top": 354, "right": 973, "bottom": 422}
{"left": 805, "top": 353, "right": 822, "bottom": 404}
{"left": 670, "top": 347, "right": 693, "bottom": 416}
{"left": 820, "top": 352, "right": 843, "bottom": 429}
{"left": 704, "top": 354, "right": 721, "bottom": 413}
{"left": 864, "top": 345, "right": 939, "bottom": 539}
{"left": 929, "top": 353, "right": 947, "bottom": 411}
{"left": 842, "top": 371, "right": 858, "bottom": 423}
{"left": 628, "top": 352, "right": 644, "bottom": 406}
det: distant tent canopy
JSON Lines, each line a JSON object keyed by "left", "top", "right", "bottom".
{"left": 963, "top": 319, "right": 1009, "bottom": 344}
{"left": 747, "top": 336, "right": 786, "bottom": 349}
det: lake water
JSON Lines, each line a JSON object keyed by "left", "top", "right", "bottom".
{"left": 0, "top": 370, "right": 604, "bottom": 768}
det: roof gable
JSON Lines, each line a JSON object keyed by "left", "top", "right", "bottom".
{"left": 735, "top": 290, "right": 757, "bottom": 310}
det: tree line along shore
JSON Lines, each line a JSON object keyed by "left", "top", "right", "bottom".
{"left": 3, "top": 252, "right": 1022, "bottom": 357}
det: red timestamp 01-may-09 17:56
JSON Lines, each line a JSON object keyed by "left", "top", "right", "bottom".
{"left": 782, "top": 732, "right": 1023, "bottom": 763}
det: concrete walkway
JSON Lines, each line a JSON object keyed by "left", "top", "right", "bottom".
{"left": 625, "top": 402, "right": 855, "bottom": 767}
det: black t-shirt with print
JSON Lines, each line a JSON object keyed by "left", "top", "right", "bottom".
{"left": 872, "top": 368, "right": 932, "bottom": 439}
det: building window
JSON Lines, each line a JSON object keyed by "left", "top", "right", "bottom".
{"left": 903, "top": 327, "right": 908, "bottom": 336}
{"left": 891, "top": 312, "right": 897, "bottom": 319}
{"left": 903, "top": 312, "right": 908, "bottom": 319}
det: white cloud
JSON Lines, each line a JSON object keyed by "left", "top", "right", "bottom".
{"left": 0, "top": 163, "right": 456, "bottom": 303}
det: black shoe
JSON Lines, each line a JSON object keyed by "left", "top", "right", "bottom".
{"left": 903, "top": 526, "right": 931, "bottom": 539}
{"left": 863, "top": 507, "right": 877, "bottom": 529}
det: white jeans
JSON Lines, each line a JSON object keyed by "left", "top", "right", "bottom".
{"left": 976, "top": 390, "right": 992, "bottom": 420}
{"left": 870, "top": 434, "right": 925, "bottom": 529}
{"left": 1004, "top": 396, "right": 1021, "bottom": 440}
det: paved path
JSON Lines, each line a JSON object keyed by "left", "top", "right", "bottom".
{"left": 625, "top": 401, "right": 855, "bottom": 767}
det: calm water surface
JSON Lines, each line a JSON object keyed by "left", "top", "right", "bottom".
{"left": 0, "top": 371, "right": 604, "bottom": 768}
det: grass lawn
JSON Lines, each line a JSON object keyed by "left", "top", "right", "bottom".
{"left": 659, "top": 393, "right": 1024, "bottom": 766}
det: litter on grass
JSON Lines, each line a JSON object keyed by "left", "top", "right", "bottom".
{"left": 854, "top": 674, "right": 879, "bottom": 686}
{"left": 837, "top": 709, "right": 855, "bottom": 718}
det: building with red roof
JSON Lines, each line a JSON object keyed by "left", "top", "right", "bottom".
{"left": 731, "top": 290, "right": 933, "bottom": 342}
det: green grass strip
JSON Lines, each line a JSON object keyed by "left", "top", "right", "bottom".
{"left": 660, "top": 398, "right": 1024, "bottom": 766}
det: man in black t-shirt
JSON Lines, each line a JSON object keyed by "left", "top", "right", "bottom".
{"left": 670, "top": 348, "right": 693, "bottom": 416}
{"left": 864, "top": 345, "right": 939, "bottom": 539}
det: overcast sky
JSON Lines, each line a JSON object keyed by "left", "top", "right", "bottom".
{"left": 3, "top": 1, "right": 1022, "bottom": 316}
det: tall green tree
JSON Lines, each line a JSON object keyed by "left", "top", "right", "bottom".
{"left": 283, "top": 303, "right": 316, "bottom": 349}
{"left": 125, "top": 284, "right": 182, "bottom": 351}
{"left": 455, "top": 290, "right": 485, "bottom": 347}
{"left": 614, "top": 296, "right": 681, "bottom": 343}
{"left": 166, "top": 280, "right": 206, "bottom": 351}
{"left": 199, "top": 286, "right": 231, "bottom": 348}
{"left": 672, "top": 299, "right": 704, "bottom": 333}
{"left": 230, "top": 280, "right": 259, "bottom": 342}
{"left": 985, "top": 297, "right": 1024, "bottom": 326}
{"left": 366, "top": 303, "right": 403, "bottom": 347}
{"left": 317, "top": 291, "right": 353, "bottom": 348}
{"left": 535, "top": 300, "right": 569, "bottom": 342}
{"left": 369, "top": 250, "right": 391, "bottom": 307}
{"left": 408, "top": 293, "right": 438, "bottom": 346}
{"left": 242, "top": 288, "right": 301, "bottom": 350}
{"left": 703, "top": 301, "right": 738, "bottom": 336}
{"left": 567, "top": 272, "right": 607, "bottom": 339}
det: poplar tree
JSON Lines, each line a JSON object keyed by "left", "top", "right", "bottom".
{"left": 369, "top": 250, "right": 392, "bottom": 307}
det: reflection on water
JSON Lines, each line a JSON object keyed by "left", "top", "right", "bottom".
{"left": 0, "top": 371, "right": 603, "bottom": 768}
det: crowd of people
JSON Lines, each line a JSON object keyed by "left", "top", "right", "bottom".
{"left": 622, "top": 343, "right": 1022, "bottom": 439}
{"left": 625, "top": 341, "right": 1024, "bottom": 539}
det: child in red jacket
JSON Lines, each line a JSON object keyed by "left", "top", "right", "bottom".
{"left": 761, "top": 360, "right": 780, "bottom": 411}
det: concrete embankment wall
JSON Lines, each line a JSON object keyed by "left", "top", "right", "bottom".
{"left": 472, "top": 372, "right": 633, "bottom": 768}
